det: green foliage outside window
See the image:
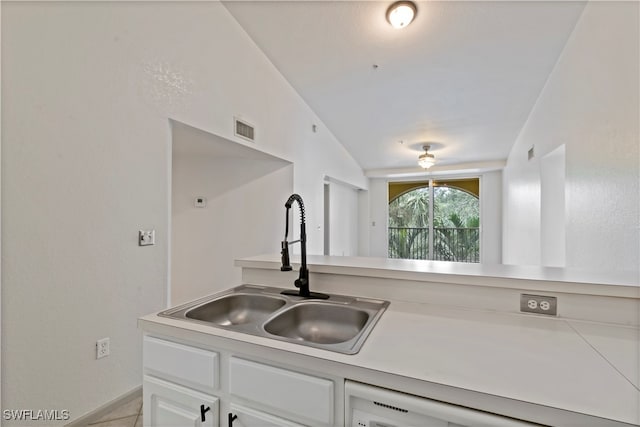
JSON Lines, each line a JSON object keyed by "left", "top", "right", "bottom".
{"left": 388, "top": 186, "right": 480, "bottom": 262}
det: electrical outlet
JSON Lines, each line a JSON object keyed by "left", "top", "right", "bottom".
{"left": 138, "top": 230, "right": 155, "bottom": 246}
{"left": 520, "top": 294, "right": 557, "bottom": 316}
{"left": 96, "top": 338, "right": 110, "bottom": 359}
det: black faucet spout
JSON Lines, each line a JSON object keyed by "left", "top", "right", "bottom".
{"left": 280, "top": 194, "right": 329, "bottom": 300}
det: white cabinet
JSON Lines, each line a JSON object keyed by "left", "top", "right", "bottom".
{"left": 142, "top": 336, "right": 334, "bottom": 427}
{"left": 144, "top": 376, "right": 219, "bottom": 427}
{"left": 143, "top": 336, "right": 219, "bottom": 393}
{"left": 227, "top": 404, "right": 304, "bottom": 427}
{"left": 143, "top": 336, "right": 221, "bottom": 427}
{"left": 142, "top": 335, "right": 543, "bottom": 427}
{"left": 229, "top": 357, "right": 334, "bottom": 425}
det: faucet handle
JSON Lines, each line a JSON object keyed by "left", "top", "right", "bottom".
{"left": 280, "top": 241, "right": 293, "bottom": 271}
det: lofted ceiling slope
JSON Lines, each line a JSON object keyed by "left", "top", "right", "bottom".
{"left": 222, "top": 1, "right": 586, "bottom": 172}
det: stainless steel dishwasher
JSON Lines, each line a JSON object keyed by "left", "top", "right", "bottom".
{"left": 345, "top": 381, "right": 540, "bottom": 427}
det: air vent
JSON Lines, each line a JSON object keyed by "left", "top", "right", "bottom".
{"left": 528, "top": 146, "right": 535, "bottom": 161}
{"left": 234, "top": 117, "right": 255, "bottom": 142}
{"left": 373, "top": 401, "right": 409, "bottom": 413}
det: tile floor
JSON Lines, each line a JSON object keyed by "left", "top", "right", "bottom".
{"left": 85, "top": 395, "right": 142, "bottom": 427}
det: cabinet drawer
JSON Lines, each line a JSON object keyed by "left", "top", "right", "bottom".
{"left": 229, "top": 357, "right": 334, "bottom": 425}
{"left": 229, "top": 403, "right": 304, "bottom": 427}
{"left": 143, "top": 336, "right": 219, "bottom": 392}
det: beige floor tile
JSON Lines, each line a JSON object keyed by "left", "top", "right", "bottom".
{"left": 134, "top": 414, "right": 142, "bottom": 427}
{"left": 90, "top": 414, "right": 138, "bottom": 427}
{"left": 90, "top": 396, "right": 142, "bottom": 424}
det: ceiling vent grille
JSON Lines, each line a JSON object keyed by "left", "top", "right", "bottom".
{"left": 234, "top": 117, "right": 255, "bottom": 142}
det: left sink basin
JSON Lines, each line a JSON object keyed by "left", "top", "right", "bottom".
{"left": 185, "top": 294, "right": 286, "bottom": 326}
{"left": 159, "top": 285, "right": 289, "bottom": 332}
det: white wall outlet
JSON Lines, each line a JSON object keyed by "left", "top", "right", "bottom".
{"left": 194, "top": 197, "right": 207, "bottom": 208}
{"left": 96, "top": 338, "right": 110, "bottom": 359}
{"left": 520, "top": 294, "right": 557, "bottom": 316}
{"left": 138, "top": 229, "right": 155, "bottom": 246}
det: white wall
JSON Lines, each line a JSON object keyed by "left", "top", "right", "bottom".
{"left": 540, "top": 145, "right": 566, "bottom": 267}
{"left": 1, "top": 2, "right": 365, "bottom": 424}
{"left": 502, "top": 1, "right": 639, "bottom": 272}
{"left": 0, "top": 2, "right": 3, "bottom": 409}
{"left": 480, "top": 171, "right": 503, "bottom": 264}
{"left": 502, "top": 158, "right": 541, "bottom": 265}
{"left": 171, "top": 122, "right": 293, "bottom": 305}
{"left": 357, "top": 189, "right": 370, "bottom": 256}
{"left": 326, "top": 181, "right": 359, "bottom": 257}
{"left": 3, "top": 4, "right": 170, "bottom": 424}
{"left": 293, "top": 136, "right": 367, "bottom": 255}
{"left": 367, "top": 178, "right": 390, "bottom": 258}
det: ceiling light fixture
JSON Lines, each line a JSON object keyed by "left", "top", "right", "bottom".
{"left": 386, "top": 1, "right": 417, "bottom": 29}
{"left": 418, "top": 145, "right": 436, "bottom": 169}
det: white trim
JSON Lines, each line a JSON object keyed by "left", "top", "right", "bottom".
{"left": 365, "top": 160, "right": 505, "bottom": 179}
{"left": 1, "top": 3, "right": 4, "bottom": 419}
{"left": 428, "top": 179, "right": 434, "bottom": 259}
{"left": 323, "top": 174, "right": 365, "bottom": 191}
{"left": 166, "top": 119, "right": 173, "bottom": 308}
{"left": 478, "top": 174, "right": 484, "bottom": 264}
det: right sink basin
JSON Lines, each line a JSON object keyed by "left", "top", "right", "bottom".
{"left": 263, "top": 302, "right": 369, "bottom": 344}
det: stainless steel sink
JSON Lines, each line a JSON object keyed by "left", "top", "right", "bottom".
{"left": 264, "top": 303, "right": 369, "bottom": 344}
{"left": 185, "top": 293, "right": 286, "bottom": 326}
{"left": 159, "top": 284, "right": 389, "bottom": 354}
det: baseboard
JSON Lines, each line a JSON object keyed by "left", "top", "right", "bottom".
{"left": 65, "top": 386, "right": 142, "bottom": 427}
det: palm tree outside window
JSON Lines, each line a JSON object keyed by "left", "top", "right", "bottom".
{"left": 388, "top": 178, "right": 480, "bottom": 262}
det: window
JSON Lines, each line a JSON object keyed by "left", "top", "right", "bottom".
{"left": 388, "top": 179, "right": 480, "bottom": 262}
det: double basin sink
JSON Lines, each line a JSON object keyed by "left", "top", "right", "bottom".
{"left": 160, "top": 285, "right": 389, "bottom": 354}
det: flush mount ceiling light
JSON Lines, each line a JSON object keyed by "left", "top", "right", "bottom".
{"left": 418, "top": 145, "right": 436, "bottom": 169}
{"left": 386, "top": 1, "right": 417, "bottom": 29}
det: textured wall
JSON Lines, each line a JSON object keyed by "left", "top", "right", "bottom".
{"left": 503, "top": 2, "right": 639, "bottom": 272}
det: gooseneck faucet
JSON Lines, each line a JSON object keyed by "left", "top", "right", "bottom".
{"left": 280, "top": 194, "right": 329, "bottom": 299}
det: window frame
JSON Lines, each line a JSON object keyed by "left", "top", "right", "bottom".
{"left": 387, "top": 176, "right": 482, "bottom": 262}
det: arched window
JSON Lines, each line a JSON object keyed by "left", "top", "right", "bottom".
{"left": 388, "top": 179, "right": 480, "bottom": 262}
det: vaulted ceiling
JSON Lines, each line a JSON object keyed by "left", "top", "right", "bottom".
{"left": 223, "top": 1, "right": 586, "bottom": 173}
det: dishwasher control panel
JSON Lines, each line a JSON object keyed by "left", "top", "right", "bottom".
{"left": 352, "top": 407, "right": 456, "bottom": 427}
{"left": 346, "top": 380, "right": 538, "bottom": 427}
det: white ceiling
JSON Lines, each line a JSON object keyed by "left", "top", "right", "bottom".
{"left": 222, "top": 1, "right": 586, "bottom": 172}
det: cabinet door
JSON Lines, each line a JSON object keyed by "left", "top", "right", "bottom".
{"left": 144, "top": 376, "right": 219, "bottom": 427}
{"left": 227, "top": 404, "right": 304, "bottom": 427}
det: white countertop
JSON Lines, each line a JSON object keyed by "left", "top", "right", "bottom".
{"left": 235, "top": 254, "right": 640, "bottom": 298}
{"left": 140, "top": 293, "right": 640, "bottom": 425}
